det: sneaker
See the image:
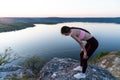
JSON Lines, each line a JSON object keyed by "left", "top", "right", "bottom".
{"left": 74, "top": 73, "right": 86, "bottom": 79}
{"left": 73, "top": 66, "right": 82, "bottom": 71}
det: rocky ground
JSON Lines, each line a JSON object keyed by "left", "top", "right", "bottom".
{"left": 0, "top": 52, "right": 119, "bottom": 80}
{"left": 0, "top": 64, "right": 35, "bottom": 80}
{"left": 39, "top": 57, "right": 116, "bottom": 80}
{"left": 95, "top": 51, "right": 120, "bottom": 80}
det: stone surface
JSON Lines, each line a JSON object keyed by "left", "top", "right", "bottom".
{"left": 0, "top": 64, "right": 35, "bottom": 80}
{"left": 95, "top": 51, "right": 120, "bottom": 80}
{"left": 39, "top": 57, "right": 116, "bottom": 80}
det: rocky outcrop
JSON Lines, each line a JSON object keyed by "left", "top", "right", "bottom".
{"left": 39, "top": 57, "right": 116, "bottom": 80}
{"left": 95, "top": 51, "right": 120, "bottom": 79}
{"left": 0, "top": 64, "right": 35, "bottom": 80}
{"left": 0, "top": 51, "right": 118, "bottom": 80}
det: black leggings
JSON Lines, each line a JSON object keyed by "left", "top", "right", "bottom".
{"left": 80, "top": 37, "right": 98, "bottom": 73}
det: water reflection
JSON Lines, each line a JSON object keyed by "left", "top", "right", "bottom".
{"left": 0, "top": 22, "right": 120, "bottom": 60}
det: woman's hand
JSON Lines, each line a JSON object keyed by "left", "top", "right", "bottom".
{"left": 81, "top": 48, "right": 83, "bottom": 51}
{"left": 83, "top": 53, "right": 88, "bottom": 59}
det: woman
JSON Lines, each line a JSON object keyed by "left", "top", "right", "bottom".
{"left": 61, "top": 26, "right": 98, "bottom": 79}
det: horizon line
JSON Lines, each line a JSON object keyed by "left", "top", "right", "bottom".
{"left": 0, "top": 16, "right": 120, "bottom": 18}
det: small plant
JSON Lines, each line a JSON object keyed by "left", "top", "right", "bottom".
{"left": 116, "top": 51, "right": 120, "bottom": 56}
{"left": 19, "top": 55, "right": 46, "bottom": 77}
{"left": 0, "top": 47, "right": 12, "bottom": 65}
{"left": 89, "top": 51, "right": 109, "bottom": 63}
{"left": 0, "top": 47, "right": 21, "bottom": 65}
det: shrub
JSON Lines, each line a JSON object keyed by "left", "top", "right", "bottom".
{"left": 116, "top": 51, "right": 120, "bottom": 56}
{"left": 89, "top": 51, "right": 109, "bottom": 63}
{"left": 19, "top": 55, "right": 46, "bottom": 76}
{"left": 0, "top": 48, "right": 12, "bottom": 65}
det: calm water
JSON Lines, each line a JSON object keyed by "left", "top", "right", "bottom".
{"left": 0, "top": 22, "right": 120, "bottom": 60}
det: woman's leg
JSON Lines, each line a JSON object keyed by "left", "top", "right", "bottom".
{"left": 87, "top": 37, "right": 98, "bottom": 59}
{"left": 82, "top": 37, "right": 98, "bottom": 73}
{"left": 80, "top": 51, "right": 84, "bottom": 67}
{"left": 81, "top": 42, "right": 90, "bottom": 73}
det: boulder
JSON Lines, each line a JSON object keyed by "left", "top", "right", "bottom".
{"left": 39, "top": 57, "right": 116, "bottom": 80}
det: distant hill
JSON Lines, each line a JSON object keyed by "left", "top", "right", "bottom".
{"left": 1, "top": 17, "right": 120, "bottom": 24}
{"left": 0, "top": 17, "right": 120, "bottom": 32}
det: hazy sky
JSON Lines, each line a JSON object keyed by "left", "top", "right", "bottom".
{"left": 0, "top": 0, "right": 120, "bottom": 17}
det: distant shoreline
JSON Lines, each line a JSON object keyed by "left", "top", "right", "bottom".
{"left": 0, "top": 17, "right": 120, "bottom": 33}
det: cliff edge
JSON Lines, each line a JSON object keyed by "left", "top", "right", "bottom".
{"left": 95, "top": 51, "right": 120, "bottom": 79}
{"left": 39, "top": 57, "right": 116, "bottom": 80}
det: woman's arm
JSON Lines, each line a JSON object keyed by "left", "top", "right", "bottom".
{"left": 71, "top": 35, "right": 87, "bottom": 59}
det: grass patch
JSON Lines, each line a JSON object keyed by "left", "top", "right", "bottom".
{"left": 116, "top": 51, "right": 120, "bottom": 56}
{"left": 89, "top": 51, "right": 109, "bottom": 63}
{"left": 19, "top": 55, "right": 47, "bottom": 77}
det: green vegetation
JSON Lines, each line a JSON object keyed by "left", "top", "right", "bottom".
{"left": 89, "top": 51, "right": 120, "bottom": 63}
{"left": 0, "top": 48, "right": 12, "bottom": 65}
{"left": 116, "top": 51, "right": 120, "bottom": 56}
{"left": 0, "top": 22, "right": 34, "bottom": 33}
{"left": 3, "top": 55, "right": 47, "bottom": 79}
{"left": 0, "top": 47, "right": 47, "bottom": 79}
{"left": 89, "top": 52, "right": 109, "bottom": 63}
{"left": 19, "top": 55, "right": 47, "bottom": 77}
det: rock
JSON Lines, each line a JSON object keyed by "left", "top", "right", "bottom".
{"left": 0, "top": 64, "right": 35, "bottom": 80}
{"left": 39, "top": 57, "right": 116, "bottom": 80}
{"left": 95, "top": 51, "right": 120, "bottom": 79}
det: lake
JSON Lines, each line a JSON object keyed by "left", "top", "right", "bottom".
{"left": 0, "top": 22, "right": 120, "bottom": 60}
